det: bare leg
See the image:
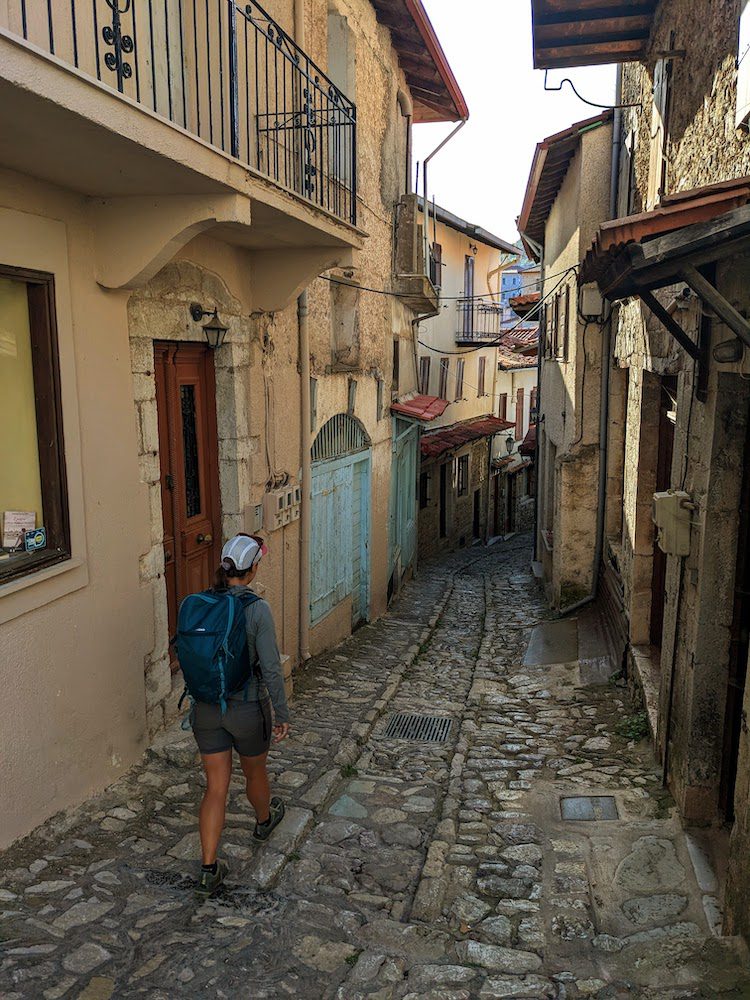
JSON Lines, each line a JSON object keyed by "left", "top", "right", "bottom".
{"left": 199, "top": 751, "right": 232, "bottom": 865}
{"left": 239, "top": 752, "right": 271, "bottom": 824}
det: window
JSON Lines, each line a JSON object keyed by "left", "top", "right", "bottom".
{"left": 530, "top": 386, "right": 538, "bottom": 423}
{"left": 456, "top": 454, "right": 469, "bottom": 497}
{"left": 455, "top": 359, "right": 465, "bottom": 400}
{"left": 419, "top": 355, "right": 431, "bottom": 395}
{"left": 330, "top": 282, "right": 359, "bottom": 368}
{"left": 430, "top": 242, "right": 443, "bottom": 287}
{"left": 463, "top": 255, "right": 474, "bottom": 337}
{"left": 738, "top": 1, "right": 750, "bottom": 128}
{"left": 376, "top": 377, "right": 384, "bottom": 421}
{"left": 647, "top": 50, "right": 674, "bottom": 209}
{"left": 392, "top": 339, "right": 400, "bottom": 398}
{"left": 438, "top": 357, "right": 449, "bottom": 400}
{"left": 0, "top": 267, "right": 69, "bottom": 582}
{"left": 419, "top": 472, "right": 430, "bottom": 509}
{"left": 499, "top": 393, "right": 508, "bottom": 420}
{"left": 515, "top": 387, "right": 525, "bottom": 440}
{"left": 562, "top": 284, "right": 570, "bottom": 361}
{"left": 477, "top": 356, "right": 486, "bottom": 397}
{"left": 618, "top": 125, "right": 637, "bottom": 217}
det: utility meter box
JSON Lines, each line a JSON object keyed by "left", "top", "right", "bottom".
{"left": 263, "top": 484, "right": 301, "bottom": 531}
{"left": 652, "top": 489, "right": 692, "bottom": 556}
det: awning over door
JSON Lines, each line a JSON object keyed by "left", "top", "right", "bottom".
{"left": 580, "top": 180, "right": 750, "bottom": 355}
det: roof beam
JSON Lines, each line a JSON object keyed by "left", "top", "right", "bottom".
{"left": 680, "top": 264, "right": 750, "bottom": 349}
{"left": 534, "top": 3, "right": 656, "bottom": 27}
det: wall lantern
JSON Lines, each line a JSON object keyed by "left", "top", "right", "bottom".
{"left": 505, "top": 434, "right": 515, "bottom": 454}
{"left": 713, "top": 337, "right": 744, "bottom": 364}
{"left": 190, "top": 303, "right": 228, "bottom": 349}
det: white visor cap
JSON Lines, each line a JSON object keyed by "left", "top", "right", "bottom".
{"left": 221, "top": 534, "right": 267, "bottom": 572}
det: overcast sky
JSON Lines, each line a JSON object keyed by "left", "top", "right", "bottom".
{"left": 412, "top": 1, "right": 616, "bottom": 244}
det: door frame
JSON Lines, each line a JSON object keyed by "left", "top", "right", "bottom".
{"left": 154, "top": 341, "right": 221, "bottom": 655}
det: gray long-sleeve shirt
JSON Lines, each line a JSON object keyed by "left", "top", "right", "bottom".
{"left": 227, "top": 586, "right": 290, "bottom": 724}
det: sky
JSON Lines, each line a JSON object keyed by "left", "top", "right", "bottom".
{"left": 411, "top": 1, "right": 616, "bottom": 244}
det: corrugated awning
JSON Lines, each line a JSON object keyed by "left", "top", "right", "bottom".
{"left": 531, "top": 0, "right": 657, "bottom": 70}
{"left": 391, "top": 394, "right": 450, "bottom": 421}
{"left": 421, "top": 415, "right": 513, "bottom": 459}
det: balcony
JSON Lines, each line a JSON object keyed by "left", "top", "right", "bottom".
{"left": 456, "top": 299, "right": 503, "bottom": 344}
{"left": 1, "top": 0, "right": 356, "bottom": 224}
{"left": 0, "top": 1, "right": 361, "bottom": 308}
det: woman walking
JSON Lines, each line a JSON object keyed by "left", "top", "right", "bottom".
{"left": 186, "top": 533, "right": 290, "bottom": 899}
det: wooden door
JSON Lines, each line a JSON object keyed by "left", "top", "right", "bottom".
{"left": 439, "top": 463, "right": 448, "bottom": 538}
{"left": 154, "top": 343, "right": 221, "bottom": 661}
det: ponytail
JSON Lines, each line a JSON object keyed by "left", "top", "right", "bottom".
{"left": 213, "top": 556, "right": 237, "bottom": 591}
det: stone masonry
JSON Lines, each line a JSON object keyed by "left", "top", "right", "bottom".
{"left": 1, "top": 536, "right": 748, "bottom": 998}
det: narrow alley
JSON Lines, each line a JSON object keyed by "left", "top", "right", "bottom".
{"left": 1, "top": 536, "right": 747, "bottom": 1000}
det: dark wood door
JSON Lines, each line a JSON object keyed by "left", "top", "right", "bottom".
{"left": 720, "top": 410, "right": 750, "bottom": 821}
{"left": 650, "top": 376, "right": 677, "bottom": 648}
{"left": 154, "top": 343, "right": 221, "bottom": 662}
{"left": 493, "top": 475, "right": 502, "bottom": 536}
{"left": 439, "top": 463, "right": 447, "bottom": 538}
{"left": 506, "top": 473, "right": 517, "bottom": 533}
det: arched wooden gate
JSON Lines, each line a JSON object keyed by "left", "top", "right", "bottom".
{"left": 310, "top": 414, "right": 371, "bottom": 626}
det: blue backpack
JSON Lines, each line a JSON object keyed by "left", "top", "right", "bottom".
{"left": 175, "top": 589, "right": 260, "bottom": 713}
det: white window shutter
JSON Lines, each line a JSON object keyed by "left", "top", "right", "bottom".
{"left": 737, "top": 0, "right": 750, "bottom": 128}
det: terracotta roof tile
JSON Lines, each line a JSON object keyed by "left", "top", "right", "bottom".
{"left": 421, "top": 415, "right": 513, "bottom": 459}
{"left": 391, "top": 394, "right": 449, "bottom": 421}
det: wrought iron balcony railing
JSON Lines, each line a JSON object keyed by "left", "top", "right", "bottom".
{"left": 456, "top": 299, "right": 503, "bottom": 343}
{"left": 3, "top": 0, "right": 357, "bottom": 225}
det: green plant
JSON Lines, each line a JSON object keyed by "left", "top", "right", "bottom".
{"left": 288, "top": 852, "right": 301, "bottom": 862}
{"left": 615, "top": 711, "right": 650, "bottom": 742}
{"left": 340, "top": 764, "right": 358, "bottom": 778}
{"left": 345, "top": 951, "right": 361, "bottom": 967}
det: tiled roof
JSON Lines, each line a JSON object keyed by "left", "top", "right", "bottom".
{"left": 391, "top": 394, "right": 449, "bottom": 422}
{"left": 421, "top": 415, "right": 513, "bottom": 459}
{"left": 508, "top": 292, "right": 541, "bottom": 318}
{"left": 497, "top": 348, "right": 536, "bottom": 371}
{"left": 580, "top": 176, "right": 750, "bottom": 287}
{"left": 520, "top": 423, "right": 537, "bottom": 455}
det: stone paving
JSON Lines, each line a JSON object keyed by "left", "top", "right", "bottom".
{"left": 2, "top": 535, "right": 750, "bottom": 999}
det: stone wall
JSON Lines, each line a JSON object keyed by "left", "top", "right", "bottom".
{"left": 614, "top": 0, "right": 750, "bottom": 938}
{"left": 418, "top": 439, "right": 491, "bottom": 559}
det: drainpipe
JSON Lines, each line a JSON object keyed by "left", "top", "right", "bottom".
{"left": 422, "top": 119, "right": 467, "bottom": 273}
{"left": 397, "top": 89, "right": 413, "bottom": 196}
{"left": 294, "top": 0, "right": 311, "bottom": 663}
{"left": 298, "top": 291, "right": 311, "bottom": 662}
{"left": 521, "top": 234, "right": 545, "bottom": 563}
{"left": 557, "top": 66, "right": 622, "bottom": 618}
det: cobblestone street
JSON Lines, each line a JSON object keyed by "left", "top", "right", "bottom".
{"left": 2, "top": 535, "right": 749, "bottom": 999}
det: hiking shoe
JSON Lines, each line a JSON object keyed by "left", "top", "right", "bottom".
{"left": 194, "top": 859, "right": 228, "bottom": 900}
{"left": 253, "top": 797, "right": 285, "bottom": 842}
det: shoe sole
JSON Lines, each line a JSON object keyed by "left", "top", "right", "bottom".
{"left": 253, "top": 801, "right": 285, "bottom": 842}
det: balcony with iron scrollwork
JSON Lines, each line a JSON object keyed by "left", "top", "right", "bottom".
{"left": 455, "top": 299, "right": 503, "bottom": 344}
{"left": 0, "top": 0, "right": 360, "bottom": 307}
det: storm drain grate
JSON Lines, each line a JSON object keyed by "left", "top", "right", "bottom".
{"left": 560, "top": 795, "right": 619, "bottom": 821}
{"left": 383, "top": 712, "right": 453, "bottom": 742}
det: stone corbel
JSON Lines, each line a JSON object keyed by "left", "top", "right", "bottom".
{"left": 90, "top": 194, "right": 251, "bottom": 289}
{"left": 249, "top": 247, "right": 356, "bottom": 313}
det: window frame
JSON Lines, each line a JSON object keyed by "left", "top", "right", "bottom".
{"left": 0, "top": 264, "right": 70, "bottom": 584}
{"left": 419, "top": 355, "right": 431, "bottom": 395}
{"left": 477, "top": 356, "right": 486, "bottom": 397}
{"left": 738, "top": 0, "right": 750, "bottom": 129}
{"left": 438, "top": 357, "right": 449, "bottom": 400}
{"left": 456, "top": 453, "right": 470, "bottom": 497}
{"left": 419, "top": 471, "right": 430, "bottom": 509}
{"left": 455, "top": 358, "right": 465, "bottom": 400}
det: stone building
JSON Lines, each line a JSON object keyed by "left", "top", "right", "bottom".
{"left": 0, "top": 0, "right": 466, "bottom": 846}
{"left": 531, "top": 0, "right": 750, "bottom": 941}
{"left": 408, "top": 203, "right": 518, "bottom": 558}
{"left": 518, "top": 113, "right": 613, "bottom": 609}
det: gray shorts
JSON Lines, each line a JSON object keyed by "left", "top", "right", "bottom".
{"left": 191, "top": 695, "right": 272, "bottom": 757}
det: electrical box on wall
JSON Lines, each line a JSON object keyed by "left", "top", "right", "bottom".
{"left": 243, "top": 502, "right": 264, "bottom": 534}
{"left": 653, "top": 490, "right": 693, "bottom": 556}
{"left": 263, "top": 484, "right": 301, "bottom": 531}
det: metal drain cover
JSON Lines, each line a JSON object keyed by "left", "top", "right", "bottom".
{"left": 383, "top": 712, "right": 453, "bottom": 743}
{"left": 560, "top": 795, "right": 619, "bottom": 821}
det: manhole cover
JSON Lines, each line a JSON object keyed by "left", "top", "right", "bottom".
{"left": 560, "top": 795, "right": 619, "bottom": 821}
{"left": 383, "top": 713, "right": 453, "bottom": 742}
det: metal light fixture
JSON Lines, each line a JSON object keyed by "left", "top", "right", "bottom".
{"left": 713, "top": 337, "right": 744, "bottom": 364}
{"left": 190, "top": 303, "right": 228, "bottom": 349}
{"left": 505, "top": 435, "right": 515, "bottom": 455}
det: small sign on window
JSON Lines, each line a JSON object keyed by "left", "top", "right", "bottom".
{"left": 2, "top": 511, "right": 35, "bottom": 549}
{"left": 24, "top": 527, "right": 47, "bottom": 552}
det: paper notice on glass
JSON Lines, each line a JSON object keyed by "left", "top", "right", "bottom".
{"left": 3, "top": 511, "right": 36, "bottom": 549}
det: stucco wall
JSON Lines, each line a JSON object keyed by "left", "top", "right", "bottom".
{"left": 537, "top": 122, "right": 611, "bottom": 608}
